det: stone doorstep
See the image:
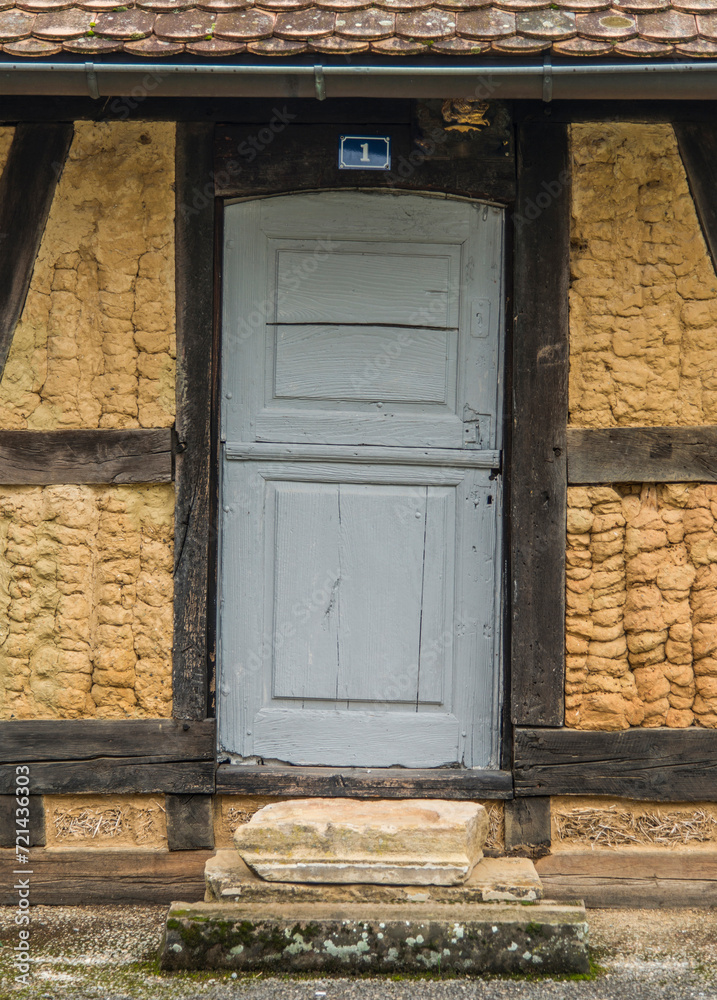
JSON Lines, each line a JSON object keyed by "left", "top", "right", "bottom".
{"left": 234, "top": 798, "right": 487, "bottom": 886}
{"left": 205, "top": 851, "right": 543, "bottom": 903}
{"left": 161, "top": 900, "right": 589, "bottom": 975}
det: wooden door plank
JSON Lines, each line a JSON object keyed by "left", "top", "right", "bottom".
{"left": 0, "top": 718, "right": 215, "bottom": 763}
{"left": 0, "top": 123, "right": 73, "bottom": 381}
{"left": 174, "top": 122, "right": 215, "bottom": 721}
{"left": 514, "top": 727, "right": 717, "bottom": 800}
{"left": 568, "top": 425, "right": 717, "bottom": 483}
{"left": 0, "top": 428, "right": 172, "bottom": 485}
{"left": 674, "top": 121, "right": 717, "bottom": 273}
{"left": 510, "top": 123, "right": 570, "bottom": 727}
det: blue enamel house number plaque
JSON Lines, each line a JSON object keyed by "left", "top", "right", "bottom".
{"left": 338, "top": 135, "right": 391, "bottom": 171}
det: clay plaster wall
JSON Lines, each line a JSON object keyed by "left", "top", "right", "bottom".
{"left": 0, "top": 484, "right": 174, "bottom": 720}
{"left": 0, "top": 121, "right": 175, "bottom": 430}
{"left": 567, "top": 124, "right": 717, "bottom": 730}
{"left": 551, "top": 796, "right": 717, "bottom": 851}
{"left": 0, "top": 122, "right": 176, "bottom": 721}
{"left": 570, "top": 123, "right": 717, "bottom": 429}
{"left": 44, "top": 794, "right": 167, "bottom": 850}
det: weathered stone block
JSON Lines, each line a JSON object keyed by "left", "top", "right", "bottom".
{"left": 234, "top": 799, "right": 487, "bottom": 885}
{"left": 161, "top": 900, "right": 589, "bottom": 975}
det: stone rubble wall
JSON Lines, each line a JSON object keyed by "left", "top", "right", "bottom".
{"left": 0, "top": 121, "right": 175, "bottom": 430}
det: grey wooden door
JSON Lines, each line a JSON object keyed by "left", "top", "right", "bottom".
{"left": 218, "top": 191, "right": 504, "bottom": 768}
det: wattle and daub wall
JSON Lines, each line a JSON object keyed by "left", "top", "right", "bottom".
{"left": 0, "top": 118, "right": 715, "bottom": 858}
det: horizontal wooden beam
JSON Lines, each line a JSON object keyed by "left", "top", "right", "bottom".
{"left": 216, "top": 765, "right": 513, "bottom": 799}
{"left": 567, "top": 425, "right": 717, "bottom": 484}
{"left": 514, "top": 727, "right": 717, "bottom": 801}
{"left": 0, "top": 848, "right": 212, "bottom": 904}
{"left": 536, "top": 850, "right": 717, "bottom": 908}
{"left": 0, "top": 760, "right": 215, "bottom": 795}
{"left": 0, "top": 718, "right": 215, "bottom": 763}
{"left": 515, "top": 100, "right": 717, "bottom": 125}
{"left": 0, "top": 428, "right": 174, "bottom": 485}
{"left": 0, "top": 719, "right": 216, "bottom": 794}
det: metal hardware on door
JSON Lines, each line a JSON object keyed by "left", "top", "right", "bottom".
{"left": 471, "top": 298, "right": 491, "bottom": 339}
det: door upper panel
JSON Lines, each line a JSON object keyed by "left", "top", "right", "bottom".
{"left": 222, "top": 192, "right": 504, "bottom": 450}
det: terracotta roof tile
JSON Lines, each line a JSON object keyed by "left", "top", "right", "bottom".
{"left": 3, "top": 32, "right": 58, "bottom": 49}
{"left": 395, "top": 7, "right": 455, "bottom": 36}
{"left": 492, "top": 29, "right": 549, "bottom": 45}
{"left": 246, "top": 33, "right": 305, "bottom": 47}
{"left": 551, "top": 32, "right": 612, "bottom": 49}
{"left": 614, "top": 32, "right": 674, "bottom": 49}
{"left": 214, "top": 8, "right": 274, "bottom": 35}
{"left": 64, "top": 32, "right": 124, "bottom": 49}
{"left": 123, "top": 33, "right": 185, "bottom": 51}
{"left": 456, "top": 6, "right": 513, "bottom": 35}
{"left": 695, "top": 10, "right": 717, "bottom": 37}
{"left": 637, "top": 8, "right": 696, "bottom": 37}
{"left": 576, "top": 9, "right": 637, "bottom": 37}
{"left": 431, "top": 31, "right": 488, "bottom": 46}
{"left": 0, "top": 0, "right": 711, "bottom": 59}
{"left": 335, "top": 8, "right": 395, "bottom": 37}
{"left": 154, "top": 9, "right": 216, "bottom": 36}
{"left": 676, "top": 33, "right": 717, "bottom": 51}
{"left": 186, "top": 33, "right": 246, "bottom": 48}
{"left": 370, "top": 32, "right": 428, "bottom": 48}
{"left": 94, "top": 10, "right": 155, "bottom": 38}
{"left": 273, "top": 6, "right": 334, "bottom": 33}
{"left": 0, "top": 9, "right": 33, "bottom": 38}
{"left": 33, "top": 9, "right": 93, "bottom": 37}
{"left": 308, "top": 31, "right": 368, "bottom": 45}
{"left": 517, "top": 8, "right": 576, "bottom": 37}
{"left": 615, "top": 0, "right": 668, "bottom": 10}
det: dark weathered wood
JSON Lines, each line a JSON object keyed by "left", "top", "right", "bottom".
{"left": 515, "top": 101, "right": 717, "bottom": 125}
{"left": 536, "top": 851, "right": 717, "bottom": 908}
{"left": 568, "top": 425, "right": 717, "bottom": 484}
{"left": 216, "top": 766, "right": 513, "bottom": 799}
{"left": 0, "top": 761, "right": 215, "bottom": 795}
{"left": 0, "top": 97, "right": 413, "bottom": 125}
{"left": 504, "top": 797, "right": 551, "bottom": 853}
{"left": 0, "top": 123, "right": 73, "bottom": 380}
{"left": 214, "top": 104, "right": 515, "bottom": 204}
{"left": 515, "top": 728, "right": 717, "bottom": 800}
{"left": 173, "top": 123, "right": 215, "bottom": 721}
{"left": 166, "top": 794, "right": 215, "bottom": 851}
{"left": 510, "top": 123, "right": 570, "bottom": 727}
{"left": 0, "top": 428, "right": 173, "bottom": 485}
{"left": 0, "top": 848, "right": 212, "bottom": 904}
{"left": 675, "top": 122, "right": 717, "bottom": 272}
{"left": 0, "top": 795, "right": 45, "bottom": 848}
{"left": 0, "top": 718, "right": 215, "bottom": 763}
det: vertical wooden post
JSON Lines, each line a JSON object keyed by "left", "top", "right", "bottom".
{"left": 173, "top": 123, "right": 215, "bottom": 721}
{"left": 510, "top": 123, "right": 570, "bottom": 727}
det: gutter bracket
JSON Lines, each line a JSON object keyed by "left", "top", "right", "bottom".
{"left": 85, "top": 60, "right": 100, "bottom": 100}
{"left": 314, "top": 63, "right": 326, "bottom": 102}
{"left": 542, "top": 52, "right": 552, "bottom": 104}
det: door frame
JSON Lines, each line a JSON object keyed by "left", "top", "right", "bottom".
{"left": 173, "top": 103, "right": 570, "bottom": 799}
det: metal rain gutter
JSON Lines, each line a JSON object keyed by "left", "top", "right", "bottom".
{"left": 1, "top": 56, "right": 717, "bottom": 101}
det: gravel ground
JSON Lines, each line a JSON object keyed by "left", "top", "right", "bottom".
{"left": 0, "top": 905, "right": 715, "bottom": 1000}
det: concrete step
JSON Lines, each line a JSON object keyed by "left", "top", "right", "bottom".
{"left": 160, "top": 899, "right": 589, "bottom": 974}
{"left": 205, "top": 850, "right": 544, "bottom": 904}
